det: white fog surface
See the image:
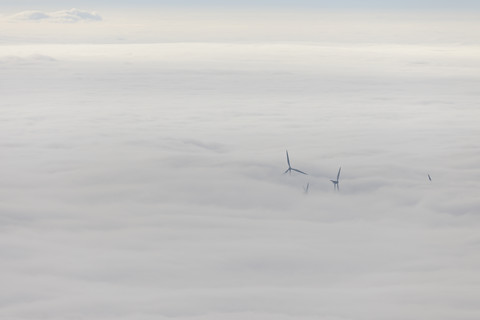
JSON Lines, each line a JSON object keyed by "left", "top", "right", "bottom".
{"left": 1, "top": 10, "right": 480, "bottom": 320}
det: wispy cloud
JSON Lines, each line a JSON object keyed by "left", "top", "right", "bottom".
{"left": 10, "top": 8, "right": 101, "bottom": 23}
{"left": 0, "top": 54, "right": 56, "bottom": 65}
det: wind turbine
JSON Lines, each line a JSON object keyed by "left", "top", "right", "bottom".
{"left": 428, "top": 174, "right": 432, "bottom": 181}
{"left": 303, "top": 182, "right": 310, "bottom": 194}
{"left": 330, "top": 167, "right": 341, "bottom": 191}
{"left": 284, "top": 150, "right": 307, "bottom": 175}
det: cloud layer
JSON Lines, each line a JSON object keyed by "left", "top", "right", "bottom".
{"left": 1, "top": 12, "right": 480, "bottom": 320}
{"left": 2, "top": 10, "right": 479, "bottom": 44}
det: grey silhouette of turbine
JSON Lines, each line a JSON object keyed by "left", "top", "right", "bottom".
{"left": 304, "top": 182, "right": 310, "bottom": 194}
{"left": 283, "top": 150, "right": 307, "bottom": 175}
{"left": 428, "top": 174, "right": 432, "bottom": 181}
{"left": 330, "top": 167, "right": 341, "bottom": 191}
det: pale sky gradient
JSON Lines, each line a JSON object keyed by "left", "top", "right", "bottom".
{"left": 2, "top": 0, "right": 480, "bottom": 9}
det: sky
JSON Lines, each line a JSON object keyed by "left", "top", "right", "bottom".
{"left": 2, "top": 0, "right": 480, "bottom": 9}
{"left": 1, "top": 2, "right": 480, "bottom": 320}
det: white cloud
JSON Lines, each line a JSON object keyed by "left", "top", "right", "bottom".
{"left": 11, "top": 10, "right": 50, "bottom": 20}
{"left": 10, "top": 8, "right": 101, "bottom": 23}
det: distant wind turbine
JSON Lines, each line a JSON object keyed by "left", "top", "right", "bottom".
{"left": 428, "top": 174, "right": 432, "bottom": 181}
{"left": 283, "top": 150, "right": 307, "bottom": 175}
{"left": 304, "top": 182, "right": 310, "bottom": 194}
{"left": 330, "top": 167, "right": 341, "bottom": 191}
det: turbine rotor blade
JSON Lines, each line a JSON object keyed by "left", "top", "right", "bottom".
{"left": 292, "top": 168, "right": 307, "bottom": 175}
{"left": 286, "top": 150, "right": 290, "bottom": 167}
